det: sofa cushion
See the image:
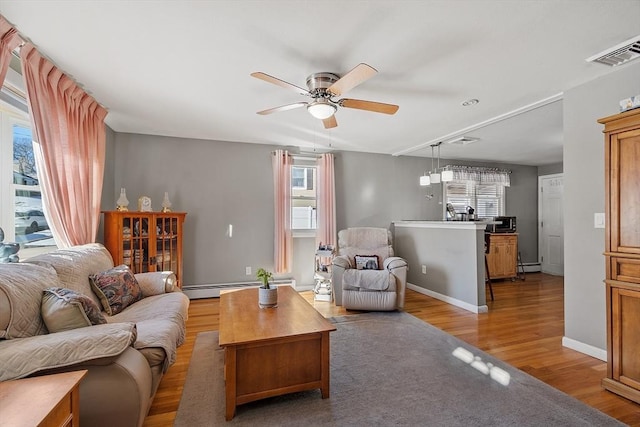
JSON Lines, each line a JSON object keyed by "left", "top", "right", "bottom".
{"left": 42, "top": 287, "right": 107, "bottom": 333}
{"left": 0, "top": 322, "right": 137, "bottom": 381}
{"left": 109, "top": 292, "right": 189, "bottom": 371}
{"left": 0, "top": 263, "right": 59, "bottom": 339}
{"left": 26, "top": 243, "right": 114, "bottom": 308}
{"left": 90, "top": 265, "right": 143, "bottom": 315}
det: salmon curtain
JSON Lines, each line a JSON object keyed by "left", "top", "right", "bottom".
{"left": 20, "top": 43, "right": 107, "bottom": 248}
{"left": 272, "top": 150, "right": 292, "bottom": 273}
{"left": 316, "top": 153, "right": 336, "bottom": 250}
{"left": 0, "top": 16, "right": 22, "bottom": 87}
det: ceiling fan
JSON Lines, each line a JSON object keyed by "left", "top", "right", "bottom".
{"left": 251, "top": 63, "right": 399, "bottom": 129}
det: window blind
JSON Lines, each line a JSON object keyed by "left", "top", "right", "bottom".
{"left": 444, "top": 181, "right": 505, "bottom": 218}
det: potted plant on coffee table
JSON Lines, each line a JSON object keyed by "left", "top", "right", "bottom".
{"left": 256, "top": 268, "right": 277, "bottom": 308}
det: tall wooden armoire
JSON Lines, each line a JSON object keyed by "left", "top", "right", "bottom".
{"left": 600, "top": 107, "right": 640, "bottom": 403}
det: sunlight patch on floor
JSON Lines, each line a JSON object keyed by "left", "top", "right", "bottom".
{"left": 452, "top": 346, "right": 511, "bottom": 386}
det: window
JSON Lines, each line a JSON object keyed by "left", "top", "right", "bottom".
{"left": 291, "top": 164, "right": 317, "bottom": 230}
{"left": 444, "top": 181, "right": 505, "bottom": 218}
{"left": 1, "top": 66, "right": 56, "bottom": 257}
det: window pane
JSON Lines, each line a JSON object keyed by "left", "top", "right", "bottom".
{"left": 12, "top": 124, "right": 53, "bottom": 250}
{"left": 13, "top": 124, "right": 37, "bottom": 185}
{"left": 291, "top": 166, "right": 317, "bottom": 229}
{"left": 292, "top": 167, "right": 306, "bottom": 189}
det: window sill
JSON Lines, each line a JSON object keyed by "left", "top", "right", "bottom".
{"left": 293, "top": 229, "right": 316, "bottom": 238}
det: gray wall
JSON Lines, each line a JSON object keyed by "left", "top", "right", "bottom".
{"left": 538, "top": 162, "right": 563, "bottom": 176}
{"left": 335, "top": 153, "right": 539, "bottom": 262}
{"left": 563, "top": 61, "right": 640, "bottom": 351}
{"left": 105, "top": 133, "right": 277, "bottom": 287}
{"left": 103, "top": 134, "right": 541, "bottom": 287}
{"left": 395, "top": 225, "right": 486, "bottom": 308}
{"left": 98, "top": 126, "right": 116, "bottom": 241}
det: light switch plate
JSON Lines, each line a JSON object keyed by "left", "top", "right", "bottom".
{"left": 594, "top": 213, "right": 605, "bottom": 229}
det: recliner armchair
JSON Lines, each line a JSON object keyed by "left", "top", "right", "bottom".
{"left": 331, "top": 227, "right": 408, "bottom": 311}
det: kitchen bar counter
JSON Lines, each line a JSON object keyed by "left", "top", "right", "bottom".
{"left": 393, "top": 221, "right": 488, "bottom": 313}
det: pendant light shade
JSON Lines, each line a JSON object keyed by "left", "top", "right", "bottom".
{"left": 420, "top": 174, "right": 430, "bottom": 186}
{"left": 441, "top": 169, "right": 454, "bottom": 182}
{"left": 430, "top": 172, "right": 441, "bottom": 184}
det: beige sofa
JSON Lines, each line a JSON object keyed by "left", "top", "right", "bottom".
{"left": 0, "top": 243, "right": 189, "bottom": 427}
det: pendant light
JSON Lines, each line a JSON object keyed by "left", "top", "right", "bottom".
{"left": 429, "top": 144, "right": 440, "bottom": 184}
{"left": 420, "top": 141, "right": 453, "bottom": 185}
{"left": 441, "top": 167, "right": 453, "bottom": 182}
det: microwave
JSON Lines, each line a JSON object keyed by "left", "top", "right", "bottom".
{"left": 486, "top": 216, "right": 516, "bottom": 233}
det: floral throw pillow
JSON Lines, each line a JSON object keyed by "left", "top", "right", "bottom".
{"left": 89, "top": 265, "right": 143, "bottom": 315}
{"left": 42, "top": 287, "right": 107, "bottom": 333}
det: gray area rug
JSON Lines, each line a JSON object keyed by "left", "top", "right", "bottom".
{"left": 174, "top": 312, "right": 622, "bottom": 426}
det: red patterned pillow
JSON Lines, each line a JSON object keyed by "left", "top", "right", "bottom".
{"left": 89, "top": 265, "right": 143, "bottom": 315}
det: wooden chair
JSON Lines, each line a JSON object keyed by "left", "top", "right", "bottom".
{"left": 484, "top": 233, "right": 494, "bottom": 301}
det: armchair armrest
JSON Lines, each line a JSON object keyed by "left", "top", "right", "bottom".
{"left": 135, "top": 271, "right": 178, "bottom": 297}
{"left": 0, "top": 322, "right": 137, "bottom": 381}
{"left": 331, "top": 255, "right": 353, "bottom": 306}
{"left": 383, "top": 256, "right": 408, "bottom": 309}
{"left": 384, "top": 256, "right": 408, "bottom": 271}
{"left": 332, "top": 255, "right": 352, "bottom": 270}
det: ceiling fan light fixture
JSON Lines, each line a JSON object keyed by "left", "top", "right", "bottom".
{"left": 307, "top": 99, "right": 337, "bottom": 120}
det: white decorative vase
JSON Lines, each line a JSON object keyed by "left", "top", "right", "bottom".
{"left": 116, "top": 188, "right": 129, "bottom": 211}
{"left": 258, "top": 286, "right": 278, "bottom": 308}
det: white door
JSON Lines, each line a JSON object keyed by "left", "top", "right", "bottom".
{"left": 538, "top": 174, "right": 564, "bottom": 275}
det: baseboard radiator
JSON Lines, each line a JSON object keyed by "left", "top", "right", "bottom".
{"left": 182, "top": 279, "right": 296, "bottom": 299}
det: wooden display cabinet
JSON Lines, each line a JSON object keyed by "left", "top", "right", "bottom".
{"left": 486, "top": 233, "right": 518, "bottom": 280}
{"left": 103, "top": 211, "right": 186, "bottom": 288}
{"left": 600, "top": 108, "right": 640, "bottom": 404}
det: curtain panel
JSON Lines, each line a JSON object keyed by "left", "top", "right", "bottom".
{"left": 20, "top": 43, "right": 107, "bottom": 248}
{"left": 316, "top": 153, "right": 336, "bottom": 250}
{"left": 272, "top": 150, "right": 292, "bottom": 273}
{"left": 0, "top": 16, "right": 22, "bottom": 87}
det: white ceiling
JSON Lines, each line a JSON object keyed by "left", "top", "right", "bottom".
{"left": 1, "top": 0, "right": 639, "bottom": 166}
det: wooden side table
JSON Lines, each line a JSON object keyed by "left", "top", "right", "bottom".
{"left": 0, "top": 370, "right": 87, "bottom": 426}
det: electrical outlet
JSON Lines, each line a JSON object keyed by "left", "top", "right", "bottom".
{"left": 421, "top": 265, "right": 427, "bottom": 274}
{"left": 245, "top": 266, "right": 252, "bottom": 275}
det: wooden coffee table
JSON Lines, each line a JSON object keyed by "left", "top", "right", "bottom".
{"left": 219, "top": 285, "right": 336, "bottom": 421}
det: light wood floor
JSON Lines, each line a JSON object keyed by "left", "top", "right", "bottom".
{"left": 143, "top": 273, "right": 640, "bottom": 426}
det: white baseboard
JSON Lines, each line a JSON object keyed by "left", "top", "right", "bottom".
{"left": 562, "top": 336, "right": 607, "bottom": 361}
{"left": 522, "top": 263, "right": 541, "bottom": 273}
{"left": 183, "top": 279, "right": 296, "bottom": 299}
{"left": 407, "top": 283, "right": 488, "bottom": 314}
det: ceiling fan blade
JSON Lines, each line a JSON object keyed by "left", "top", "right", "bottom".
{"left": 322, "top": 115, "right": 337, "bottom": 129}
{"left": 257, "top": 102, "right": 307, "bottom": 115}
{"left": 340, "top": 98, "right": 399, "bottom": 115}
{"left": 251, "top": 72, "right": 309, "bottom": 95}
{"left": 327, "top": 63, "right": 377, "bottom": 96}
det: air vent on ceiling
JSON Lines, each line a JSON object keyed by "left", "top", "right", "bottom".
{"left": 446, "top": 136, "right": 479, "bottom": 145}
{"left": 586, "top": 35, "right": 640, "bottom": 67}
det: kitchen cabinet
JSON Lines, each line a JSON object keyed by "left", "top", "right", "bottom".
{"left": 486, "top": 233, "right": 518, "bottom": 280}
{"left": 103, "top": 211, "right": 186, "bottom": 288}
{"left": 600, "top": 107, "right": 640, "bottom": 404}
